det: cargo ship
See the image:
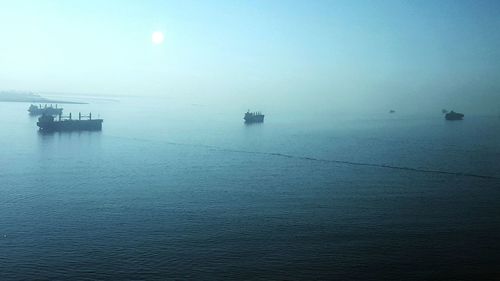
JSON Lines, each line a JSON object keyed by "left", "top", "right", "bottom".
{"left": 37, "top": 112, "right": 103, "bottom": 131}
{"left": 28, "top": 104, "right": 63, "bottom": 116}
{"left": 445, "top": 110, "right": 464, "bottom": 121}
{"left": 244, "top": 110, "right": 264, "bottom": 123}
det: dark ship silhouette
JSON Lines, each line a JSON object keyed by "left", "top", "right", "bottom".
{"left": 28, "top": 104, "right": 63, "bottom": 116}
{"left": 445, "top": 110, "right": 464, "bottom": 121}
{"left": 37, "top": 112, "right": 103, "bottom": 132}
{"left": 244, "top": 110, "right": 264, "bottom": 123}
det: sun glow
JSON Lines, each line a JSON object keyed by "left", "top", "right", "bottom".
{"left": 151, "top": 31, "right": 164, "bottom": 45}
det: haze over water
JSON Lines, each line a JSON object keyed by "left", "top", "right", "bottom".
{"left": 1, "top": 97, "right": 500, "bottom": 280}
{"left": 1, "top": 0, "right": 500, "bottom": 280}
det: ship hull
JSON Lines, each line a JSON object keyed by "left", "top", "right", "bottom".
{"left": 37, "top": 119, "right": 103, "bottom": 131}
{"left": 244, "top": 115, "right": 265, "bottom": 123}
{"left": 445, "top": 113, "right": 464, "bottom": 120}
{"left": 244, "top": 117, "right": 264, "bottom": 123}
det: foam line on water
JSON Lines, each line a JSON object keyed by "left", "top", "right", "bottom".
{"left": 106, "top": 134, "right": 500, "bottom": 181}
{"left": 206, "top": 147, "right": 500, "bottom": 180}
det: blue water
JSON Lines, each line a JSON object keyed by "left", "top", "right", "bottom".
{"left": 1, "top": 97, "right": 500, "bottom": 280}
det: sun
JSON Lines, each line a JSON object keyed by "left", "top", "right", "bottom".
{"left": 151, "top": 31, "right": 164, "bottom": 45}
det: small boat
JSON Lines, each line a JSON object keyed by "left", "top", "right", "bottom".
{"left": 389, "top": 110, "right": 395, "bottom": 114}
{"left": 445, "top": 110, "right": 464, "bottom": 121}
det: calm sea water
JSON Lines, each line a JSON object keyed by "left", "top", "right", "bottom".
{"left": 1, "top": 97, "right": 499, "bottom": 280}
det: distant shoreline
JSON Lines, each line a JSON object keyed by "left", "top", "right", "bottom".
{"left": 0, "top": 91, "right": 87, "bottom": 104}
{"left": 0, "top": 99, "right": 87, "bottom": 104}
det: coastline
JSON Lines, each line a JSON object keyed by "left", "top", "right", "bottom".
{"left": 0, "top": 92, "right": 87, "bottom": 104}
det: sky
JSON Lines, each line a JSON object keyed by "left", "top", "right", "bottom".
{"left": 1, "top": 0, "right": 499, "bottom": 114}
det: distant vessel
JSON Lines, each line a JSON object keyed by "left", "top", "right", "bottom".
{"left": 244, "top": 110, "right": 264, "bottom": 123}
{"left": 28, "top": 104, "right": 63, "bottom": 116}
{"left": 445, "top": 110, "right": 464, "bottom": 121}
{"left": 37, "top": 112, "right": 103, "bottom": 131}
{"left": 389, "top": 110, "right": 395, "bottom": 113}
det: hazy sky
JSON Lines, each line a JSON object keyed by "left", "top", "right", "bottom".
{"left": 1, "top": 0, "right": 499, "bottom": 113}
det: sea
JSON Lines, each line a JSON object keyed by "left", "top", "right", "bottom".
{"left": 1, "top": 96, "right": 499, "bottom": 280}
